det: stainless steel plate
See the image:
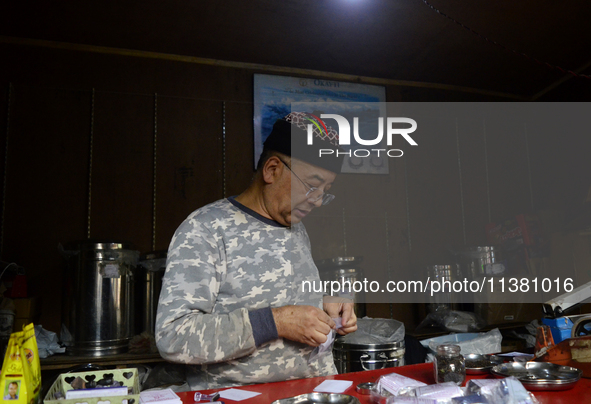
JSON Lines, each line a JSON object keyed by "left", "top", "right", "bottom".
{"left": 465, "top": 353, "right": 504, "bottom": 375}
{"left": 491, "top": 361, "right": 582, "bottom": 391}
{"left": 271, "top": 393, "right": 361, "bottom": 404}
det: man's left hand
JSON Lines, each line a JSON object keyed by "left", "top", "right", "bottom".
{"left": 322, "top": 296, "right": 358, "bottom": 336}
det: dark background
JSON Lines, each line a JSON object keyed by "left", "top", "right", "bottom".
{"left": 0, "top": 1, "right": 590, "bottom": 332}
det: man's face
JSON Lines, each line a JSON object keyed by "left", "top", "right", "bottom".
{"left": 269, "top": 157, "right": 337, "bottom": 226}
{"left": 8, "top": 383, "right": 17, "bottom": 397}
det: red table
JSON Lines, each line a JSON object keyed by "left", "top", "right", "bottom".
{"left": 177, "top": 363, "right": 591, "bottom": 404}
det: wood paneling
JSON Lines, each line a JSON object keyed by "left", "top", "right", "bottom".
{"left": 91, "top": 92, "right": 154, "bottom": 251}
{"left": 457, "top": 116, "right": 489, "bottom": 245}
{"left": 155, "top": 96, "right": 223, "bottom": 250}
{"left": 224, "top": 100, "right": 255, "bottom": 197}
{"left": 406, "top": 115, "right": 464, "bottom": 267}
{"left": 3, "top": 86, "right": 91, "bottom": 330}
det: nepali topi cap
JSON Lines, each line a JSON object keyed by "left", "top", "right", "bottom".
{"left": 263, "top": 112, "right": 344, "bottom": 173}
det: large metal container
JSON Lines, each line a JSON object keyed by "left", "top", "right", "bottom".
{"left": 457, "top": 246, "right": 506, "bottom": 281}
{"left": 61, "top": 241, "right": 139, "bottom": 356}
{"left": 136, "top": 251, "right": 166, "bottom": 335}
{"left": 426, "top": 264, "right": 461, "bottom": 313}
{"left": 333, "top": 339, "right": 405, "bottom": 373}
{"left": 316, "top": 257, "right": 366, "bottom": 318}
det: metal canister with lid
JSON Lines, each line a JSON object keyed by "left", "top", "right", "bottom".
{"left": 61, "top": 240, "right": 139, "bottom": 356}
{"left": 425, "top": 264, "right": 461, "bottom": 313}
{"left": 136, "top": 250, "right": 167, "bottom": 335}
{"left": 316, "top": 256, "right": 366, "bottom": 318}
{"left": 457, "top": 246, "right": 506, "bottom": 281}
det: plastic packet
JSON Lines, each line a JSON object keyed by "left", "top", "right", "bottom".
{"left": 487, "top": 377, "right": 538, "bottom": 404}
{"left": 372, "top": 372, "right": 427, "bottom": 398}
{"left": 385, "top": 398, "right": 438, "bottom": 404}
{"left": 404, "top": 382, "right": 463, "bottom": 402}
{"left": 452, "top": 393, "right": 489, "bottom": 404}
{"left": 465, "top": 379, "right": 498, "bottom": 397}
{"left": 308, "top": 318, "right": 341, "bottom": 363}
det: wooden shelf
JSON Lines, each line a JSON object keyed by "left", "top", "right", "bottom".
{"left": 40, "top": 352, "right": 165, "bottom": 370}
{"left": 408, "top": 322, "right": 530, "bottom": 340}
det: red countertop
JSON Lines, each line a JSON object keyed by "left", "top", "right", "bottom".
{"left": 177, "top": 363, "right": 591, "bottom": 404}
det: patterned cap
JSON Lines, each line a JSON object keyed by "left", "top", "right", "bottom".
{"left": 284, "top": 112, "right": 340, "bottom": 147}
{"left": 263, "top": 112, "right": 344, "bottom": 173}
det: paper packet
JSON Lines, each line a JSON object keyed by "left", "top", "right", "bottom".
{"left": 0, "top": 329, "right": 39, "bottom": 404}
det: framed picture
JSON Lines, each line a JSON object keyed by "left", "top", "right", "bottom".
{"left": 253, "top": 74, "right": 388, "bottom": 174}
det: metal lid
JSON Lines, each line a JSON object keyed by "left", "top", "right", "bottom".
{"left": 140, "top": 250, "right": 168, "bottom": 261}
{"left": 436, "top": 344, "right": 461, "bottom": 357}
{"left": 463, "top": 245, "right": 502, "bottom": 253}
{"left": 426, "top": 264, "right": 459, "bottom": 277}
{"left": 316, "top": 256, "right": 363, "bottom": 268}
{"left": 356, "top": 383, "right": 376, "bottom": 395}
{"left": 426, "top": 264, "right": 457, "bottom": 270}
{"left": 65, "top": 240, "right": 135, "bottom": 251}
{"left": 333, "top": 339, "right": 405, "bottom": 350}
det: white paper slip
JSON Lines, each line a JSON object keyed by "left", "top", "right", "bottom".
{"left": 313, "top": 380, "right": 353, "bottom": 394}
{"left": 140, "top": 388, "right": 182, "bottom": 404}
{"left": 218, "top": 388, "right": 262, "bottom": 401}
{"left": 66, "top": 386, "right": 128, "bottom": 399}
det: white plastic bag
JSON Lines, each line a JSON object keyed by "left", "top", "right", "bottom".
{"left": 34, "top": 325, "right": 65, "bottom": 358}
{"left": 428, "top": 328, "right": 502, "bottom": 355}
{"left": 338, "top": 317, "right": 404, "bottom": 345}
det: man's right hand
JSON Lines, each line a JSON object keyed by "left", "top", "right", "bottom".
{"left": 271, "top": 305, "right": 336, "bottom": 347}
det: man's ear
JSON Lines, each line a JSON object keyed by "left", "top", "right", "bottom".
{"left": 262, "top": 156, "right": 283, "bottom": 184}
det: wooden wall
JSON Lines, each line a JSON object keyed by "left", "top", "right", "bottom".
{"left": 0, "top": 43, "right": 589, "bottom": 334}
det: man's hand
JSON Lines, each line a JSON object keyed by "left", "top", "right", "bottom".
{"left": 272, "top": 305, "right": 335, "bottom": 347}
{"left": 323, "top": 296, "right": 358, "bottom": 336}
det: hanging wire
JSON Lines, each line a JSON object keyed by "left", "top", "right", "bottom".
{"left": 455, "top": 119, "right": 467, "bottom": 246}
{"left": 0, "top": 83, "right": 12, "bottom": 258}
{"left": 87, "top": 89, "right": 95, "bottom": 239}
{"left": 152, "top": 93, "right": 158, "bottom": 251}
{"left": 421, "top": 0, "right": 591, "bottom": 79}
{"left": 0, "top": 262, "right": 17, "bottom": 280}
{"left": 222, "top": 102, "right": 227, "bottom": 198}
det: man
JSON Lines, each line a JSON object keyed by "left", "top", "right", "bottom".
{"left": 156, "top": 112, "right": 357, "bottom": 389}
{"left": 4, "top": 381, "right": 18, "bottom": 400}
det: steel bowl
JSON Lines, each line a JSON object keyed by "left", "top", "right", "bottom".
{"left": 491, "top": 361, "right": 582, "bottom": 391}
{"left": 464, "top": 353, "right": 504, "bottom": 375}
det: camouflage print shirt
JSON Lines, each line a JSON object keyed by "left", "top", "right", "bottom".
{"left": 155, "top": 197, "right": 337, "bottom": 389}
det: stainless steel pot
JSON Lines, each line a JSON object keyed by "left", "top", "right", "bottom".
{"left": 136, "top": 251, "right": 166, "bottom": 335}
{"left": 61, "top": 241, "right": 138, "bottom": 356}
{"left": 316, "top": 257, "right": 366, "bottom": 318}
{"left": 333, "top": 339, "right": 405, "bottom": 373}
{"left": 425, "top": 264, "right": 461, "bottom": 312}
{"left": 457, "top": 246, "right": 506, "bottom": 280}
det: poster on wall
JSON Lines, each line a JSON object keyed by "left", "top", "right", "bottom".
{"left": 253, "top": 74, "right": 387, "bottom": 174}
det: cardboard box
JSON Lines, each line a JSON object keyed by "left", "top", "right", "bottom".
{"left": 473, "top": 275, "right": 543, "bottom": 326}
{"left": 44, "top": 368, "right": 139, "bottom": 404}
{"left": 475, "top": 302, "right": 542, "bottom": 326}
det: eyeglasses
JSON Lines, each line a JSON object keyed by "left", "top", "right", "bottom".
{"left": 279, "top": 159, "right": 335, "bottom": 206}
